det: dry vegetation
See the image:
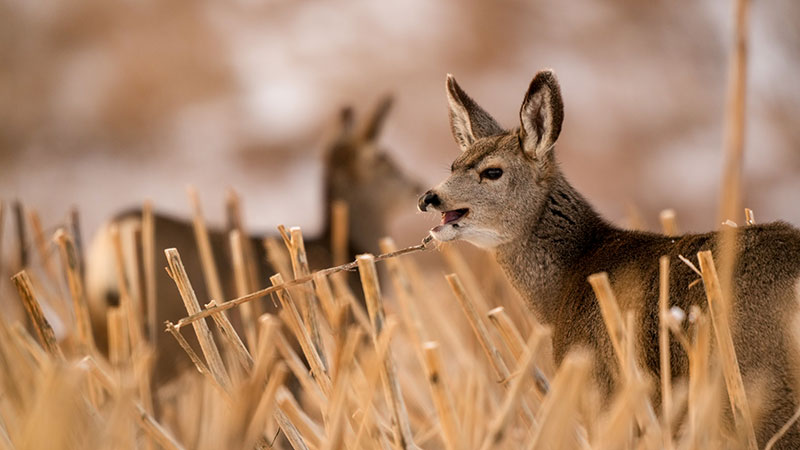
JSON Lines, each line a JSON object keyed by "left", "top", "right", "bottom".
{"left": 0, "top": 193, "right": 796, "bottom": 450}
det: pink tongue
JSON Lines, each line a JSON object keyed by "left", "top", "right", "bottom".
{"left": 443, "top": 210, "right": 462, "bottom": 224}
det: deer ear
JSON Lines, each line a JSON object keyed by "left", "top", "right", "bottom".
{"left": 361, "top": 95, "right": 393, "bottom": 143}
{"left": 446, "top": 74, "right": 503, "bottom": 152}
{"left": 519, "top": 70, "right": 564, "bottom": 162}
{"left": 339, "top": 106, "right": 355, "bottom": 137}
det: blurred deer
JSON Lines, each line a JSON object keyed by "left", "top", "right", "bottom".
{"left": 86, "top": 98, "right": 422, "bottom": 383}
{"left": 419, "top": 70, "right": 800, "bottom": 448}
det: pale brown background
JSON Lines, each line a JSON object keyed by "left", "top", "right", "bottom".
{"left": 2, "top": 0, "right": 799, "bottom": 258}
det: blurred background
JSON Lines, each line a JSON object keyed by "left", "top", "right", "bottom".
{"left": 2, "top": 0, "right": 799, "bottom": 254}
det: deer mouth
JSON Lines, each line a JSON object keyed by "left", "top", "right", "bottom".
{"left": 441, "top": 208, "right": 468, "bottom": 226}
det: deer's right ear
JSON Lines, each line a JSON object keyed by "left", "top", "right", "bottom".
{"left": 446, "top": 74, "right": 503, "bottom": 152}
{"left": 360, "top": 96, "right": 393, "bottom": 143}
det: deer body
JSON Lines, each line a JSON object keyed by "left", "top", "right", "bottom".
{"left": 86, "top": 99, "right": 421, "bottom": 383}
{"left": 419, "top": 70, "right": 800, "bottom": 447}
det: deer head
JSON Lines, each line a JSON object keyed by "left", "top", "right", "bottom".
{"left": 419, "top": 70, "right": 565, "bottom": 248}
{"left": 325, "top": 97, "right": 423, "bottom": 252}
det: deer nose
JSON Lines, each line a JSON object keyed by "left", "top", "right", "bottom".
{"left": 418, "top": 191, "right": 441, "bottom": 212}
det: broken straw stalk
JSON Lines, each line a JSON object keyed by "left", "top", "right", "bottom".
{"left": 11, "top": 270, "right": 62, "bottom": 358}
{"left": 165, "top": 247, "right": 232, "bottom": 391}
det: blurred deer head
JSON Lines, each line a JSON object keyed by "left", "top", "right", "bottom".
{"left": 324, "top": 97, "right": 423, "bottom": 252}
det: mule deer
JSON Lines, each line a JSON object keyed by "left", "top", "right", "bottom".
{"left": 86, "top": 98, "right": 422, "bottom": 383}
{"left": 418, "top": 70, "right": 800, "bottom": 447}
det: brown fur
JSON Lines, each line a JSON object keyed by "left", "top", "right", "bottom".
{"left": 420, "top": 70, "right": 800, "bottom": 448}
{"left": 86, "top": 98, "right": 422, "bottom": 384}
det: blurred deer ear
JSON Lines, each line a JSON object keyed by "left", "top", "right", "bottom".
{"left": 339, "top": 106, "right": 355, "bottom": 137}
{"left": 360, "top": 95, "right": 393, "bottom": 143}
{"left": 519, "top": 70, "right": 564, "bottom": 162}
{"left": 446, "top": 74, "right": 503, "bottom": 152}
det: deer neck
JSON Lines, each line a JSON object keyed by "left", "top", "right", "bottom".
{"left": 495, "top": 173, "right": 611, "bottom": 325}
{"left": 321, "top": 169, "right": 388, "bottom": 257}
{"left": 318, "top": 206, "right": 386, "bottom": 258}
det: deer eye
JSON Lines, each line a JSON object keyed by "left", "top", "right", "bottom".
{"left": 480, "top": 168, "right": 503, "bottom": 181}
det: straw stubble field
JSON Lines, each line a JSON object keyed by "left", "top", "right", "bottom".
{"left": 0, "top": 192, "right": 792, "bottom": 450}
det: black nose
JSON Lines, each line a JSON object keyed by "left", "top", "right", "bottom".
{"left": 418, "top": 191, "right": 441, "bottom": 211}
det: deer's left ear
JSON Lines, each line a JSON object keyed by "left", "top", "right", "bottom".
{"left": 519, "top": 70, "right": 564, "bottom": 162}
{"left": 338, "top": 106, "right": 355, "bottom": 138}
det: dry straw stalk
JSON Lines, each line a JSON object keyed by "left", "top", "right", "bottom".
{"left": 270, "top": 273, "right": 332, "bottom": 396}
{"left": 357, "top": 253, "right": 419, "bottom": 450}
{"left": 697, "top": 250, "right": 758, "bottom": 449}
{"left": 379, "top": 237, "right": 428, "bottom": 362}
{"left": 229, "top": 229, "right": 258, "bottom": 350}
{"left": 226, "top": 188, "right": 261, "bottom": 293}
{"left": 28, "top": 209, "right": 59, "bottom": 285}
{"left": 659, "top": 209, "right": 678, "bottom": 236}
{"left": 488, "top": 306, "right": 550, "bottom": 398}
{"left": 206, "top": 299, "right": 254, "bottom": 372}
{"left": 286, "top": 226, "right": 328, "bottom": 372}
{"left": 587, "top": 273, "right": 626, "bottom": 371}
{"left": 187, "top": 186, "right": 225, "bottom": 303}
{"left": 527, "top": 351, "right": 592, "bottom": 450}
{"left": 164, "top": 247, "right": 231, "bottom": 391}
{"left": 13, "top": 201, "right": 27, "bottom": 267}
{"left": 11, "top": 270, "right": 62, "bottom": 358}
{"left": 142, "top": 200, "right": 158, "bottom": 347}
{"left": 421, "top": 341, "right": 463, "bottom": 450}
{"left": 110, "top": 225, "right": 145, "bottom": 354}
{"left": 480, "top": 329, "right": 546, "bottom": 450}
{"left": 54, "top": 228, "right": 96, "bottom": 352}
{"left": 446, "top": 273, "right": 509, "bottom": 384}
{"left": 446, "top": 273, "right": 537, "bottom": 428}
{"left": 331, "top": 200, "right": 349, "bottom": 267}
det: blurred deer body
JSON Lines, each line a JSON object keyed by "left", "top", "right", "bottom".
{"left": 85, "top": 99, "right": 421, "bottom": 383}
{"left": 419, "top": 70, "right": 800, "bottom": 447}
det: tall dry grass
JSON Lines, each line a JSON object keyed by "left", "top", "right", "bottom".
{"left": 1, "top": 190, "right": 795, "bottom": 449}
